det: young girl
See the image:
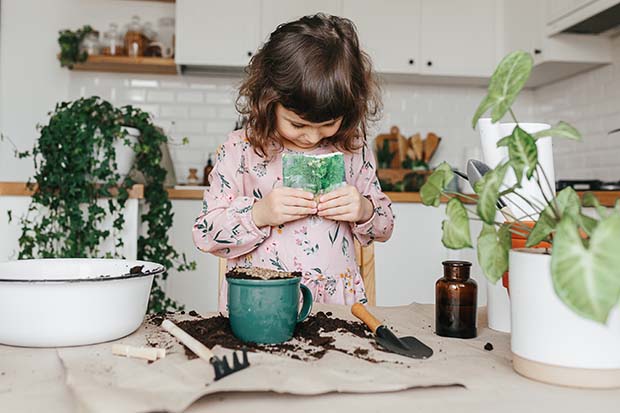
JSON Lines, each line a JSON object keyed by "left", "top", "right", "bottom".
{"left": 192, "top": 14, "right": 394, "bottom": 310}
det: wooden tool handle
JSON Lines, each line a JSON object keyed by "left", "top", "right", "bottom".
{"left": 162, "top": 319, "right": 214, "bottom": 362}
{"left": 351, "top": 303, "right": 383, "bottom": 333}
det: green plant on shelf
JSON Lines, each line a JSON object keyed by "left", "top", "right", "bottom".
{"left": 420, "top": 50, "right": 620, "bottom": 324}
{"left": 58, "top": 25, "right": 93, "bottom": 68}
{"left": 14, "top": 97, "right": 195, "bottom": 313}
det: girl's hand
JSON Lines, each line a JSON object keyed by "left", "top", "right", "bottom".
{"left": 252, "top": 187, "right": 317, "bottom": 227}
{"left": 317, "top": 185, "right": 374, "bottom": 223}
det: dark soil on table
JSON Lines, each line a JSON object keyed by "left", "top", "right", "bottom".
{"left": 149, "top": 311, "right": 382, "bottom": 363}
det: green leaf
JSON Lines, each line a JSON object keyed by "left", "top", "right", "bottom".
{"left": 582, "top": 192, "right": 608, "bottom": 219}
{"left": 496, "top": 134, "right": 511, "bottom": 147}
{"left": 578, "top": 213, "right": 598, "bottom": 237}
{"left": 420, "top": 162, "right": 453, "bottom": 207}
{"left": 507, "top": 126, "right": 538, "bottom": 183}
{"left": 526, "top": 187, "right": 580, "bottom": 247}
{"left": 474, "top": 163, "right": 509, "bottom": 224}
{"left": 551, "top": 215, "right": 620, "bottom": 323}
{"left": 477, "top": 223, "right": 511, "bottom": 283}
{"left": 441, "top": 198, "right": 472, "bottom": 249}
{"left": 472, "top": 51, "right": 533, "bottom": 128}
{"left": 533, "top": 121, "right": 582, "bottom": 141}
{"left": 471, "top": 95, "right": 494, "bottom": 129}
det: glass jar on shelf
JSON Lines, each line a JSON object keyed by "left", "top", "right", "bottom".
{"left": 125, "top": 15, "right": 145, "bottom": 57}
{"left": 80, "top": 30, "right": 100, "bottom": 56}
{"left": 101, "top": 23, "right": 124, "bottom": 56}
{"left": 157, "top": 17, "right": 175, "bottom": 58}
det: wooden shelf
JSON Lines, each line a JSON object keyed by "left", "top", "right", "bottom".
{"left": 0, "top": 182, "right": 144, "bottom": 199}
{"left": 71, "top": 55, "right": 177, "bottom": 75}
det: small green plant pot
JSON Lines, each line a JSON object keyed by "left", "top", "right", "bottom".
{"left": 227, "top": 277, "right": 313, "bottom": 344}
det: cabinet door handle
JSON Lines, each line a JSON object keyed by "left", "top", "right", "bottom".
{"left": 534, "top": 49, "right": 542, "bottom": 55}
{"left": 427, "top": 61, "right": 433, "bottom": 67}
{"left": 408, "top": 59, "right": 414, "bottom": 65}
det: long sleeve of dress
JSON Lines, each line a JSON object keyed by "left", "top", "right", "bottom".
{"left": 192, "top": 138, "right": 271, "bottom": 258}
{"left": 349, "top": 140, "right": 395, "bottom": 246}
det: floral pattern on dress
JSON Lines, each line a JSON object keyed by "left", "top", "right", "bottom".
{"left": 192, "top": 130, "right": 394, "bottom": 312}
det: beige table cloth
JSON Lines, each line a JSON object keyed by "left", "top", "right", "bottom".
{"left": 0, "top": 304, "right": 618, "bottom": 412}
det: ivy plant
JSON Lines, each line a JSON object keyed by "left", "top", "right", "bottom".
{"left": 421, "top": 50, "right": 620, "bottom": 324}
{"left": 58, "top": 25, "right": 93, "bottom": 68}
{"left": 17, "top": 97, "right": 195, "bottom": 313}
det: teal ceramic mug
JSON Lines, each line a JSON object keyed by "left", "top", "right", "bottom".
{"left": 227, "top": 276, "right": 313, "bottom": 344}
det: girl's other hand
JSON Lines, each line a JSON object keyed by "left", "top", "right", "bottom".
{"left": 317, "top": 185, "right": 374, "bottom": 223}
{"left": 252, "top": 187, "right": 317, "bottom": 227}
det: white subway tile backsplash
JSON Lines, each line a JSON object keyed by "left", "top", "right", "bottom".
{"left": 161, "top": 105, "right": 188, "bottom": 119}
{"left": 120, "top": 89, "right": 146, "bottom": 103}
{"left": 131, "top": 79, "right": 159, "bottom": 88}
{"left": 205, "top": 92, "right": 234, "bottom": 105}
{"left": 174, "top": 120, "right": 204, "bottom": 134}
{"left": 206, "top": 120, "right": 234, "bottom": 134}
{"left": 217, "top": 105, "right": 240, "bottom": 119}
{"left": 176, "top": 91, "right": 204, "bottom": 104}
{"left": 147, "top": 90, "right": 175, "bottom": 103}
{"left": 190, "top": 105, "right": 217, "bottom": 119}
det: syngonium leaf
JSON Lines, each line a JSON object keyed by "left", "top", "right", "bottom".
{"left": 582, "top": 192, "right": 609, "bottom": 219}
{"left": 474, "top": 162, "right": 509, "bottom": 225}
{"left": 551, "top": 214, "right": 620, "bottom": 323}
{"left": 526, "top": 187, "right": 580, "bottom": 247}
{"left": 533, "top": 121, "right": 582, "bottom": 141}
{"left": 502, "top": 126, "right": 538, "bottom": 184}
{"left": 472, "top": 51, "right": 533, "bottom": 129}
{"left": 420, "top": 162, "right": 453, "bottom": 207}
{"left": 441, "top": 198, "right": 472, "bottom": 249}
{"left": 477, "top": 223, "right": 511, "bottom": 283}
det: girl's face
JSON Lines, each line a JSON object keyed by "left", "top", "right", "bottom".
{"left": 275, "top": 104, "right": 343, "bottom": 151}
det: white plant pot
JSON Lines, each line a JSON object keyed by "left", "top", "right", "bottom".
{"left": 95, "top": 126, "right": 139, "bottom": 183}
{"left": 116, "top": 126, "right": 139, "bottom": 179}
{"left": 509, "top": 248, "right": 620, "bottom": 388}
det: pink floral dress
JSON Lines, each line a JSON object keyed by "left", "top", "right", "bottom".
{"left": 192, "top": 129, "right": 394, "bottom": 311}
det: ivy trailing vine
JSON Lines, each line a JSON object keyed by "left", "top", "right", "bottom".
{"left": 18, "top": 97, "right": 195, "bottom": 312}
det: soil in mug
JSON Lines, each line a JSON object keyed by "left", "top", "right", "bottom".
{"left": 225, "top": 266, "right": 301, "bottom": 281}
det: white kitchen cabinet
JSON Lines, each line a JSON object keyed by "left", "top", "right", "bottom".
{"left": 545, "top": 0, "right": 620, "bottom": 35}
{"left": 419, "top": 0, "right": 498, "bottom": 78}
{"left": 374, "top": 203, "right": 486, "bottom": 307}
{"left": 259, "top": 0, "right": 343, "bottom": 44}
{"left": 164, "top": 199, "right": 220, "bottom": 314}
{"left": 503, "top": 0, "right": 612, "bottom": 88}
{"left": 175, "top": 0, "right": 260, "bottom": 67}
{"left": 342, "top": 0, "right": 421, "bottom": 74}
{"left": 0, "top": 195, "right": 139, "bottom": 261}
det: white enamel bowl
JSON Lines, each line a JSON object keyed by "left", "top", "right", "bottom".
{"left": 0, "top": 259, "right": 163, "bottom": 347}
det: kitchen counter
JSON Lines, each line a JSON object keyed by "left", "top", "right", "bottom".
{"left": 3, "top": 181, "right": 620, "bottom": 206}
{"left": 0, "top": 304, "right": 618, "bottom": 413}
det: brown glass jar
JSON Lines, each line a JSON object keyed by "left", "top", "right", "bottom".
{"left": 435, "top": 260, "right": 477, "bottom": 339}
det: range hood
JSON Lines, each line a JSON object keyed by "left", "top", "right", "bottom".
{"left": 563, "top": 2, "right": 620, "bottom": 34}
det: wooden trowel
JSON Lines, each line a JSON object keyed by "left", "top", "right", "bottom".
{"left": 352, "top": 303, "right": 433, "bottom": 359}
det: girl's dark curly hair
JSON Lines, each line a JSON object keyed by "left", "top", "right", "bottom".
{"left": 236, "top": 13, "right": 382, "bottom": 157}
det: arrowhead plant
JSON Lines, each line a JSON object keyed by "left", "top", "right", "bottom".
{"left": 422, "top": 50, "right": 620, "bottom": 324}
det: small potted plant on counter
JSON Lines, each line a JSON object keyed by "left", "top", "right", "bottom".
{"left": 420, "top": 50, "right": 620, "bottom": 388}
